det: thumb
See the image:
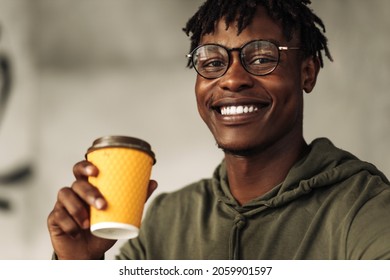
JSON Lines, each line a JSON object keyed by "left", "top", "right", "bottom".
{"left": 146, "top": 179, "right": 158, "bottom": 201}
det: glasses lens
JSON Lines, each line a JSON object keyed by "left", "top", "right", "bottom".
{"left": 242, "top": 41, "right": 279, "bottom": 76}
{"left": 192, "top": 45, "right": 228, "bottom": 79}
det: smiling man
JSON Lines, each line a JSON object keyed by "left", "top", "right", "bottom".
{"left": 188, "top": 4, "right": 321, "bottom": 206}
{"left": 48, "top": 0, "right": 390, "bottom": 260}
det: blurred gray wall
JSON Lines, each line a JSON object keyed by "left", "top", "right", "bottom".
{"left": 0, "top": 0, "right": 389, "bottom": 259}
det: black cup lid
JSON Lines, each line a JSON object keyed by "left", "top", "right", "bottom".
{"left": 86, "top": 135, "right": 156, "bottom": 164}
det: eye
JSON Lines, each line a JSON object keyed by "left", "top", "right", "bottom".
{"left": 249, "top": 55, "right": 278, "bottom": 65}
{"left": 244, "top": 54, "right": 278, "bottom": 73}
{"left": 198, "top": 59, "right": 227, "bottom": 73}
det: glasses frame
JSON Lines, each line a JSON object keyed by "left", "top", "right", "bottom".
{"left": 186, "top": 39, "right": 301, "bottom": 79}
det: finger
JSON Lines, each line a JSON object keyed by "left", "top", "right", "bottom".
{"left": 48, "top": 202, "right": 87, "bottom": 236}
{"left": 146, "top": 179, "right": 158, "bottom": 201}
{"left": 73, "top": 160, "right": 98, "bottom": 180}
{"left": 71, "top": 179, "right": 107, "bottom": 210}
{"left": 56, "top": 186, "right": 91, "bottom": 229}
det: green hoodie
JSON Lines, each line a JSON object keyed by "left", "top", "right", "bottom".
{"left": 116, "top": 138, "right": 390, "bottom": 260}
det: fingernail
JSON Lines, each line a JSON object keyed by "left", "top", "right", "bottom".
{"left": 95, "top": 198, "right": 105, "bottom": 210}
{"left": 85, "top": 165, "right": 94, "bottom": 176}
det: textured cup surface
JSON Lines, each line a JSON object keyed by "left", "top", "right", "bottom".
{"left": 86, "top": 136, "right": 155, "bottom": 240}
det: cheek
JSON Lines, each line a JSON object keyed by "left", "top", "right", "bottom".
{"left": 194, "top": 77, "right": 203, "bottom": 102}
{"left": 267, "top": 75, "right": 302, "bottom": 101}
{"left": 265, "top": 75, "right": 304, "bottom": 121}
{"left": 194, "top": 78, "right": 212, "bottom": 117}
{"left": 272, "top": 64, "right": 304, "bottom": 103}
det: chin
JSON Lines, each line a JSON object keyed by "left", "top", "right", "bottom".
{"left": 216, "top": 142, "right": 261, "bottom": 157}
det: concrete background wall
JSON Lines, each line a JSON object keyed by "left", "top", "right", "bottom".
{"left": 0, "top": 0, "right": 389, "bottom": 259}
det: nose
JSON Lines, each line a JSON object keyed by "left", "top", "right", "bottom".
{"left": 218, "top": 53, "right": 254, "bottom": 92}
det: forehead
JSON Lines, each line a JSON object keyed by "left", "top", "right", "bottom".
{"left": 200, "top": 6, "right": 298, "bottom": 47}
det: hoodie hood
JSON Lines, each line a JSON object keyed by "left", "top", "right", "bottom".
{"left": 214, "top": 137, "right": 389, "bottom": 209}
{"left": 271, "top": 138, "right": 389, "bottom": 207}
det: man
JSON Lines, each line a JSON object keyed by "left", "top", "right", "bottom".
{"left": 47, "top": 0, "right": 390, "bottom": 259}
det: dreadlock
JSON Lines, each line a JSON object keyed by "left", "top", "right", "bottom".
{"left": 183, "top": 0, "right": 332, "bottom": 68}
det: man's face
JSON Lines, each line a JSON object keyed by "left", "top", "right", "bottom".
{"left": 194, "top": 7, "right": 316, "bottom": 155}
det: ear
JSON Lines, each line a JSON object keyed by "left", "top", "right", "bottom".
{"left": 301, "top": 55, "right": 320, "bottom": 93}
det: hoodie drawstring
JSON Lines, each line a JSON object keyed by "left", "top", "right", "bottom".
{"left": 219, "top": 197, "right": 271, "bottom": 260}
{"left": 229, "top": 215, "right": 247, "bottom": 260}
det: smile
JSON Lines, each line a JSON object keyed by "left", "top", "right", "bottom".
{"left": 220, "top": 105, "right": 259, "bottom": 116}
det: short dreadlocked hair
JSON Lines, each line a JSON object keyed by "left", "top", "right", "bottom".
{"left": 183, "top": 0, "right": 333, "bottom": 68}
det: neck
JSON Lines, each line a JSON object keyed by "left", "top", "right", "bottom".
{"left": 224, "top": 137, "right": 308, "bottom": 205}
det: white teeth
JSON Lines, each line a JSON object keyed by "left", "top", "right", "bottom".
{"left": 220, "top": 105, "right": 258, "bottom": 116}
{"left": 236, "top": 106, "right": 243, "bottom": 114}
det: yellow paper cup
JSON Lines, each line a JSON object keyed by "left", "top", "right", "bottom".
{"left": 86, "top": 136, "right": 156, "bottom": 240}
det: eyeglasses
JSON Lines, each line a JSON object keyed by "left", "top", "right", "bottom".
{"left": 186, "top": 40, "right": 300, "bottom": 79}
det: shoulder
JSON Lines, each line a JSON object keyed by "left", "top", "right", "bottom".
{"left": 308, "top": 137, "right": 390, "bottom": 187}
{"left": 346, "top": 176, "right": 390, "bottom": 259}
{"left": 148, "top": 161, "right": 226, "bottom": 211}
{"left": 149, "top": 178, "right": 215, "bottom": 211}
